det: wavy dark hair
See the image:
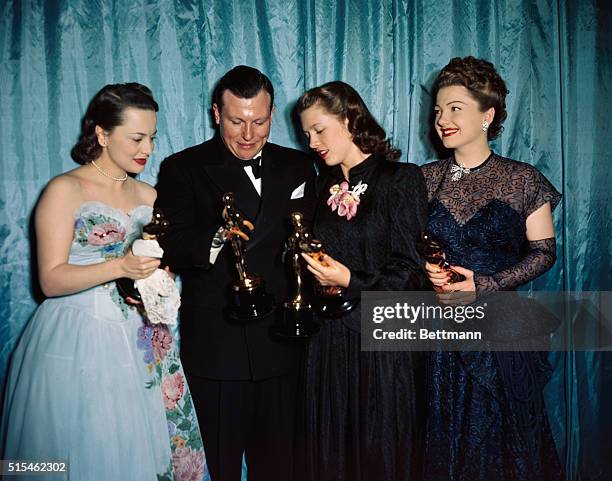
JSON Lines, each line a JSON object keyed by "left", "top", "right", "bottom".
{"left": 212, "top": 65, "right": 274, "bottom": 112}
{"left": 295, "top": 81, "right": 400, "bottom": 161}
{"left": 433, "top": 56, "right": 509, "bottom": 140}
{"left": 70, "top": 83, "right": 159, "bottom": 165}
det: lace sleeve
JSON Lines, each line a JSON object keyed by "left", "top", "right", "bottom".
{"left": 420, "top": 159, "right": 449, "bottom": 203}
{"left": 523, "top": 168, "right": 562, "bottom": 217}
{"left": 474, "top": 238, "right": 557, "bottom": 291}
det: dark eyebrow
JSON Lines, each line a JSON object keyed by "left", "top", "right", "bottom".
{"left": 129, "top": 130, "right": 158, "bottom": 136}
{"left": 446, "top": 100, "right": 467, "bottom": 106}
{"left": 227, "top": 115, "right": 270, "bottom": 122}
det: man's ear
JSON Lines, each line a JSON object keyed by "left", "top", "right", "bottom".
{"left": 213, "top": 103, "right": 221, "bottom": 125}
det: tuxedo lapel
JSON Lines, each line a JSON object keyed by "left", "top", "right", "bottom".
{"left": 247, "top": 149, "right": 287, "bottom": 251}
{"left": 200, "top": 137, "right": 261, "bottom": 222}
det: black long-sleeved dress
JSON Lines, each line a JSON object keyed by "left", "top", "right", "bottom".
{"left": 297, "top": 154, "right": 428, "bottom": 481}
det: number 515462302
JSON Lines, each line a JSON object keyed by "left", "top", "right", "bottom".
{"left": 1, "top": 460, "right": 68, "bottom": 475}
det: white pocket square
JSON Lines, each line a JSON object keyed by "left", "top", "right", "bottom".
{"left": 290, "top": 182, "right": 306, "bottom": 199}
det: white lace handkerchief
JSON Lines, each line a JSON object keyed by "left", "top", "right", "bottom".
{"left": 135, "top": 269, "right": 180, "bottom": 325}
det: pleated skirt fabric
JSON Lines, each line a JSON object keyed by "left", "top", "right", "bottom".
{"left": 296, "top": 318, "right": 425, "bottom": 481}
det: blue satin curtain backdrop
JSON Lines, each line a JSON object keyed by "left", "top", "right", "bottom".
{"left": 1, "top": 0, "right": 610, "bottom": 478}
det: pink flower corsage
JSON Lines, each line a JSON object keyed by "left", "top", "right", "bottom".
{"left": 327, "top": 180, "right": 368, "bottom": 220}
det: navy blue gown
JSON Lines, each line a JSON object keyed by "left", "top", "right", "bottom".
{"left": 421, "top": 154, "right": 564, "bottom": 481}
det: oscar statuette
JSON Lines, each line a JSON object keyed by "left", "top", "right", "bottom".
{"left": 303, "top": 237, "right": 358, "bottom": 319}
{"left": 116, "top": 208, "right": 169, "bottom": 306}
{"left": 416, "top": 232, "right": 466, "bottom": 285}
{"left": 222, "top": 192, "right": 274, "bottom": 321}
{"left": 271, "top": 212, "right": 320, "bottom": 338}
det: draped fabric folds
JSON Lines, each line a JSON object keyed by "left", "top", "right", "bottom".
{"left": 0, "top": 0, "right": 610, "bottom": 479}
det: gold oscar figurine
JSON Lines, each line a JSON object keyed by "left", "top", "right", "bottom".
{"left": 416, "top": 232, "right": 466, "bottom": 285}
{"left": 302, "top": 224, "right": 358, "bottom": 319}
{"left": 222, "top": 192, "right": 274, "bottom": 321}
{"left": 116, "top": 207, "right": 169, "bottom": 306}
{"left": 271, "top": 212, "right": 320, "bottom": 338}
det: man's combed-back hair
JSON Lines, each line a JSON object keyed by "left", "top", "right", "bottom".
{"left": 213, "top": 65, "right": 274, "bottom": 111}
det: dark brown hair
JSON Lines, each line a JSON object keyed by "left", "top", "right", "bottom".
{"left": 70, "top": 83, "right": 158, "bottom": 165}
{"left": 296, "top": 81, "right": 400, "bottom": 161}
{"left": 213, "top": 65, "right": 274, "bottom": 112}
{"left": 434, "top": 56, "right": 509, "bottom": 140}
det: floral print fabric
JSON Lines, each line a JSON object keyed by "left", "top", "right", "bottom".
{"left": 75, "top": 202, "right": 207, "bottom": 481}
{"left": 73, "top": 208, "right": 139, "bottom": 319}
{"left": 138, "top": 323, "right": 205, "bottom": 481}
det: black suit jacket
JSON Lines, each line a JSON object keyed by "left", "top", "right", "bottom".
{"left": 155, "top": 136, "right": 316, "bottom": 381}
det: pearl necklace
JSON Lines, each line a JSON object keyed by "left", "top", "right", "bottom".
{"left": 91, "top": 160, "right": 128, "bottom": 182}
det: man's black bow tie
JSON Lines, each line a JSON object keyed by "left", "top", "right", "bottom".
{"left": 242, "top": 157, "right": 261, "bottom": 179}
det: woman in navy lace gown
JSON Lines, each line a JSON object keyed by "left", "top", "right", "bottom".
{"left": 421, "top": 57, "right": 564, "bottom": 480}
{"left": 295, "top": 81, "right": 428, "bottom": 481}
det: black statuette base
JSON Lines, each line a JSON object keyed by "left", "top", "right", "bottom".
{"left": 271, "top": 306, "right": 320, "bottom": 338}
{"left": 315, "top": 297, "right": 358, "bottom": 319}
{"left": 116, "top": 277, "right": 142, "bottom": 305}
{"left": 227, "top": 285, "right": 275, "bottom": 322}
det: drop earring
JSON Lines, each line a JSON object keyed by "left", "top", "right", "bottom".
{"left": 482, "top": 121, "right": 489, "bottom": 132}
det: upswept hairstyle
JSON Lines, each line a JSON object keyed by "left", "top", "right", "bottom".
{"left": 296, "top": 81, "right": 400, "bottom": 161}
{"left": 70, "top": 83, "right": 158, "bottom": 165}
{"left": 434, "top": 56, "right": 509, "bottom": 140}
{"left": 212, "top": 65, "right": 274, "bottom": 111}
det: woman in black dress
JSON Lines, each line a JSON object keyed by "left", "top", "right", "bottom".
{"left": 295, "top": 81, "right": 427, "bottom": 481}
{"left": 421, "top": 57, "right": 563, "bottom": 480}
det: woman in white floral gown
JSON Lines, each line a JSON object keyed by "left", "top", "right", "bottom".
{"left": 0, "top": 83, "right": 208, "bottom": 481}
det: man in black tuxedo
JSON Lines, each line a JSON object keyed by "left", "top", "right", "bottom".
{"left": 155, "top": 66, "right": 315, "bottom": 481}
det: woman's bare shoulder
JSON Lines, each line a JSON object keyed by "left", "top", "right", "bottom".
{"left": 37, "top": 168, "right": 89, "bottom": 215}
{"left": 132, "top": 179, "right": 157, "bottom": 206}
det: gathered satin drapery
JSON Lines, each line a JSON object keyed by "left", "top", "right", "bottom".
{"left": 1, "top": 1, "right": 610, "bottom": 478}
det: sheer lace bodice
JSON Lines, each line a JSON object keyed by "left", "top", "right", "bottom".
{"left": 422, "top": 154, "right": 561, "bottom": 286}
{"left": 422, "top": 154, "right": 560, "bottom": 226}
